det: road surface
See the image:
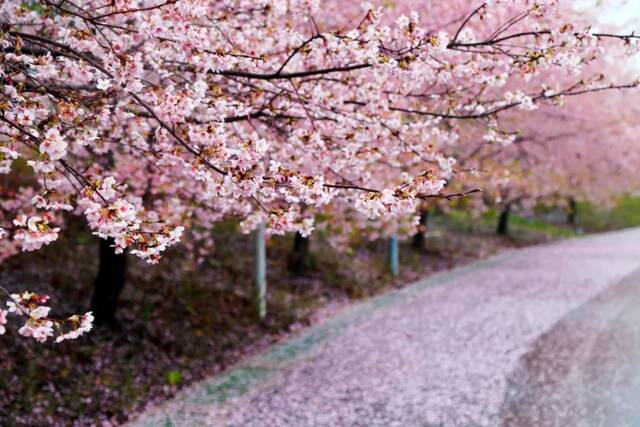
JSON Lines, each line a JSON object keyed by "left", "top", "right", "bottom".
{"left": 129, "top": 228, "right": 640, "bottom": 427}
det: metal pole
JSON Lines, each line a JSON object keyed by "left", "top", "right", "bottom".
{"left": 255, "top": 222, "right": 266, "bottom": 319}
{"left": 388, "top": 234, "right": 399, "bottom": 277}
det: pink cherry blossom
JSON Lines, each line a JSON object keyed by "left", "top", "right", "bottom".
{"left": 0, "top": 309, "right": 7, "bottom": 335}
{"left": 0, "top": 0, "right": 639, "bottom": 343}
{"left": 39, "top": 127, "right": 68, "bottom": 161}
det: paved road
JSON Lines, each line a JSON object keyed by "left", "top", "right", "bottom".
{"left": 501, "top": 264, "right": 640, "bottom": 427}
{"left": 130, "top": 228, "right": 640, "bottom": 427}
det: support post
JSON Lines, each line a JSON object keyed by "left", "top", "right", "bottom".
{"left": 388, "top": 234, "right": 399, "bottom": 277}
{"left": 254, "top": 222, "right": 266, "bottom": 320}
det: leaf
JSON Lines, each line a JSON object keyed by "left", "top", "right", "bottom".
{"left": 166, "top": 370, "right": 182, "bottom": 386}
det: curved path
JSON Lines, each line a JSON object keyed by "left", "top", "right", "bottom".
{"left": 129, "top": 228, "right": 640, "bottom": 427}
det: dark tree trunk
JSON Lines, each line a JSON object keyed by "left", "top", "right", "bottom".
{"left": 567, "top": 198, "right": 577, "bottom": 226}
{"left": 412, "top": 210, "right": 430, "bottom": 251}
{"left": 91, "top": 238, "right": 127, "bottom": 326}
{"left": 287, "top": 232, "right": 311, "bottom": 275}
{"left": 497, "top": 204, "right": 511, "bottom": 236}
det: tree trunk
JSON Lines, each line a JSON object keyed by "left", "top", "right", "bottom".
{"left": 91, "top": 238, "right": 127, "bottom": 326}
{"left": 412, "top": 210, "right": 430, "bottom": 251}
{"left": 287, "top": 232, "right": 311, "bottom": 275}
{"left": 567, "top": 198, "right": 577, "bottom": 226}
{"left": 497, "top": 204, "right": 511, "bottom": 236}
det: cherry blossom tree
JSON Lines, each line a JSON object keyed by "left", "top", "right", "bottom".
{"left": 1, "top": 0, "right": 639, "bottom": 337}
{"left": 450, "top": 84, "right": 640, "bottom": 235}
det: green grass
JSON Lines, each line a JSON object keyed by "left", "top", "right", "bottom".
{"left": 438, "top": 194, "right": 640, "bottom": 238}
{"left": 435, "top": 208, "right": 576, "bottom": 238}
{"left": 576, "top": 195, "right": 640, "bottom": 232}
{"left": 498, "top": 211, "right": 576, "bottom": 238}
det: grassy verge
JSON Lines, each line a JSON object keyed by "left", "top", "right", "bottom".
{"left": 576, "top": 195, "right": 640, "bottom": 232}
{"left": 435, "top": 208, "right": 577, "bottom": 239}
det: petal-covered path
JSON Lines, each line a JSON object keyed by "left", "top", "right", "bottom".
{"left": 501, "top": 257, "right": 640, "bottom": 427}
{"left": 129, "top": 228, "right": 640, "bottom": 427}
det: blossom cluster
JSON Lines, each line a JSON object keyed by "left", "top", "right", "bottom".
{"left": 0, "top": 291, "right": 93, "bottom": 343}
{"left": 12, "top": 214, "right": 60, "bottom": 252}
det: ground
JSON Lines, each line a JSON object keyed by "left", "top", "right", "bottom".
{"left": 0, "top": 203, "right": 633, "bottom": 426}
{"left": 0, "top": 209, "right": 566, "bottom": 426}
{"left": 129, "top": 228, "right": 640, "bottom": 427}
{"left": 502, "top": 264, "right": 640, "bottom": 427}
